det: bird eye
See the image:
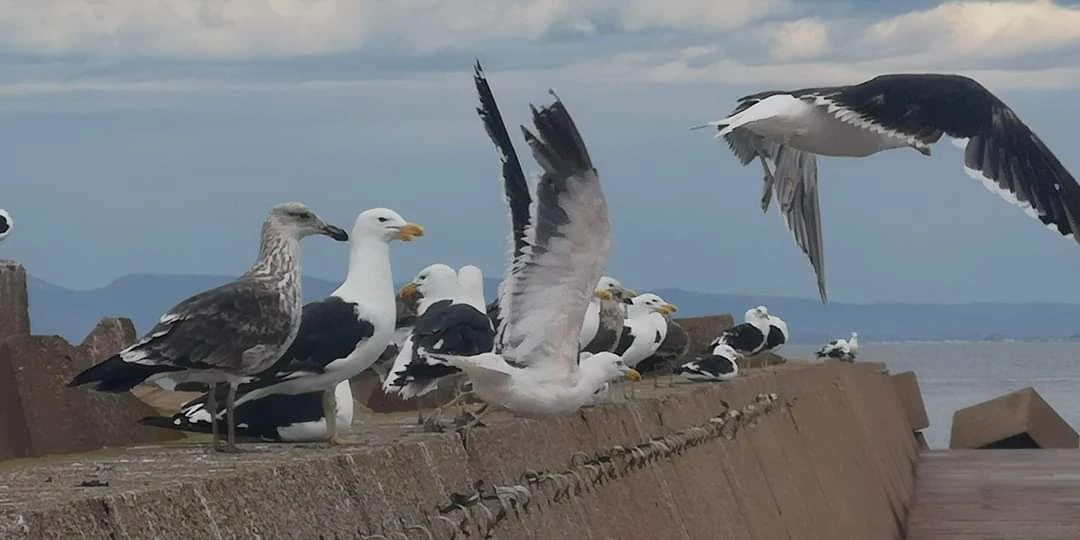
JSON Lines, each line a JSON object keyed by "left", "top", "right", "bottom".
{"left": 377, "top": 217, "right": 389, "bottom": 223}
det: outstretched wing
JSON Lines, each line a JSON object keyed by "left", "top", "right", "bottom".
{"left": 495, "top": 95, "right": 609, "bottom": 381}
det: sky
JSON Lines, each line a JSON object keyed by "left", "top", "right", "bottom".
{"left": 4, "top": 0, "right": 1080, "bottom": 304}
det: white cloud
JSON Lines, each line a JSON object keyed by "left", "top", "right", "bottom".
{"left": 0, "top": 0, "right": 787, "bottom": 58}
{"left": 865, "top": 0, "right": 1080, "bottom": 59}
{"left": 767, "top": 18, "right": 829, "bottom": 61}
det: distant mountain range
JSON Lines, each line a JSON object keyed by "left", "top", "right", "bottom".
{"left": 26, "top": 273, "right": 1080, "bottom": 345}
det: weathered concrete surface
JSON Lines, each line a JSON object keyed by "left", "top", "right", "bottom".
{"left": 908, "top": 450, "right": 1080, "bottom": 539}
{"left": 1, "top": 362, "right": 919, "bottom": 539}
{"left": 891, "top": 371, "right": 929, "bottom": 431}
{"left": 674, "top": 314, "right": 735, "bottom": 354}
{"left": 0, "top": 261, "right": 30, "bottom": 342}
{"left": 950, "top": 387, "right": 1078, "bottom": 449}
{"left": 0, "top": 318, "right": 182, "bottom": 460}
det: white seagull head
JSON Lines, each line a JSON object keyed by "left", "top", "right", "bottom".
{"left": 353, "top": 208, "right": 424, "bottom": 244}
{"left": 268, "top": 202, "right": 349, "bottom": 242}
{"left": 0, "top": 209, "right": 11, "bottom": 242}
{"left": 582, "top": 352, "right": 641, "bottom": 384}
{"left": 745, "top": 306, "right": 770, "bottom": 323}
{"left": 629, "top": 293, "right": 678, "bottom": 316}
{"left": 399, "top": 263, "right": 457, "bottom": 306}
{"left": 456, "top": 265, "right": 486, "bottom": 309}
{"left": 594, "top": 276, "right": 637, "bottom": 302}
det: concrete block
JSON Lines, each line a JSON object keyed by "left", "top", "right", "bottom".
{"left": 915, "top": 431, "right": 930, "bottom": 451}
{"left": 950, "top": 387, "right": 1078, "bottom": 449}
{"left": 674, "top": 314, "right": 735, "bottom": 354}
{"left": 0, "top": 318, "right": 182, "bottom": 460}
{"left": 891, "top": 371, "right": 930, "bottom": 431}
{"left": 0, "top": 261, "right": 30, "bottom": 343}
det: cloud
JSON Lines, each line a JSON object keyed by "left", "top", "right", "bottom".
{"left": 864, "top": 0, "right": 1080, "bottom": 59}
{"left": 0, "top": 0, "right": 787, "bottom": 58}
{"left": 767, "top": 18, "right": 829, "bottom": 61}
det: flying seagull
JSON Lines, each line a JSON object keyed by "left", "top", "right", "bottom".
{"left": 430, "top": 87, "right": 640, "bottom": 420}
{"left": 69, "top": 202, "right": 348, "bottom": 452}
{"left": 0, "top": 209, "right": 11, "bottom": 242}
{"left": 141, "top": 380, "right": 354, "bottom": 442}
{"left": 699, "top": 74, "right": 1080, "bottom": 302}
{"left": 147, "top": 208, "right": 423, "bottom": 444}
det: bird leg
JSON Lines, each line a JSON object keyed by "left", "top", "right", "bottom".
{"left": 207, "top": 383, "right": 220, "bottom": 451}
{"left": 455, "top": 404, "right": 490, "bottom": 431}
{"left": 322, "top": 389, "right": 341, "bottom": 445}
{"left": 219, "top": 383, "right": 244, "bottom": 453}
{"left": 415, "top": 394, "right": 427, "bottom": 425}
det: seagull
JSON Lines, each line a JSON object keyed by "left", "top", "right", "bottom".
{"left": 69, "top": 202, "right": 349, "bottom": 452}
{"left": 709, "top": 306, "right": 772, "bottom": 357}
{"left": 430, "top": 85, "right": 640, "bottom": 420}
{"left": 759, "top": 306, "right": 789, "bottom": 353}
{"left": 382, "top": 264, "right": 459, "bottom": 396}
{"left": 0, "top": 209, "right": 11, "bottom": 242}
{"left": 614, "top": 294, "right": 679, "bottom": 369}
{"left": 580, "top": 276, "right": 637, "bottom": 353}
{"left": 140, "top": 380, "right": 354, "bottom": 443}
{"left": 150, "top": 208, "right": 423, "bottom": 444}
{"left": 383, "top": 265, "right": 495, "bottom": 402}
{"left": 637, "top": 314, "right": 691, "bottom": 383}
{"left": 817, "top": 332, "right": 858, "bottom": 362}
{"left": 699, "top": 74, "right": 1080, "bottom": 302}
{"left": 675, "top": 343, "right": 739, "bottom": 382}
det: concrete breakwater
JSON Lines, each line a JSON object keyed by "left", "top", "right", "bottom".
{"left": 1, "top": 362, "right": 919, "bottom": 539}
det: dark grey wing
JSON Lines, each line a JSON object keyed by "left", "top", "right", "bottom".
{"left": 71, "top": 277, "right": 294, "bottom": 391}
{"left": 583, "top": 298, "right": 626, "bottom": 353}
{"left": 387, "top": 302, "right": 495, "bottom": 389}
{"left": 475, "top": 62, "right": 532, "bottom": 261}
{"left": 713, "top": 323, "right": 765, "bottom": 355}
{"left": 496, "top": 95, "right": 609, "bottom": 377}
{"left": 827, "top": 74, "right": 1080, "bottom": 240}
{"left": 255, "top": 296, "right": 375, "bottom": 379}
{"left": 141, "top": 388, "right": 329, "bottom": 442}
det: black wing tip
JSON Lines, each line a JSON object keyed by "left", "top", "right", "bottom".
{"left": 525, "top": 93, "right": 593, "bottom": 175}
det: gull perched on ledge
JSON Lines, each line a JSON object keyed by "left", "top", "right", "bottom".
{"left": 69, "top": 202, "right": 349, "bottom": 452}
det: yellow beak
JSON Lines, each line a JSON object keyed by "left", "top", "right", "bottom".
{"left": 399, "top": 282, "right": 420, "bottom": 300}
{"left": 594, "top": 289, "right": 614, "bottom": 301}
{"left": 396, "top": 223, "right": 425, "bottom": 242}
{"left": 660, "top": 303, "right": 678, "bottom": 315}
{"left": 625, "top": 368, "right": 642, "bottom": 382}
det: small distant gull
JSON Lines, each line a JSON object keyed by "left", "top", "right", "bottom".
{"left": 475, "top": 61, "right": 532, "bottom": 332}
{"left": 580, "top": 276, "right": 637, "bottom": 353}
{"left": 429, "top": 84, "right": 640, "bottom": 420}
{"left": 817, "top": 332, "right": 859, "bottom": 362}
{"left": 0, "top": 209, "right": 11, "bottom": 242}
{"left": 613, "top": 294, "right": 678, "bottom": 369}
{"left": 760, "top": 306, "right": 789, "bottom": 353}
{"left": 150, "top": 208, "right": 423, "bottom": 444}
{"left": 708, "top": 306, "right": 772, "bottom": 357}
{"left": 384, "top": 265, "right": 495, "bottom": 403}
{"left": 140, "top": 380, "right": 353, "bottom": 442}
{"left": 69, "top": 202, "right": 349, "bottom": 452}
{"left": 676, "top": 343, "right": 739, "bottom": 382}
{"left": 698, "top": 74, "right": 1080, "bottom": 302}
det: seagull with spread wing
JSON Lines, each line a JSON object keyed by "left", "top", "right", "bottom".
{"left": 699, "top": 74, "right": 1080, "bottom": 302}
{"left": 429, "top": 78, "right": 640, "bottom": 420}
